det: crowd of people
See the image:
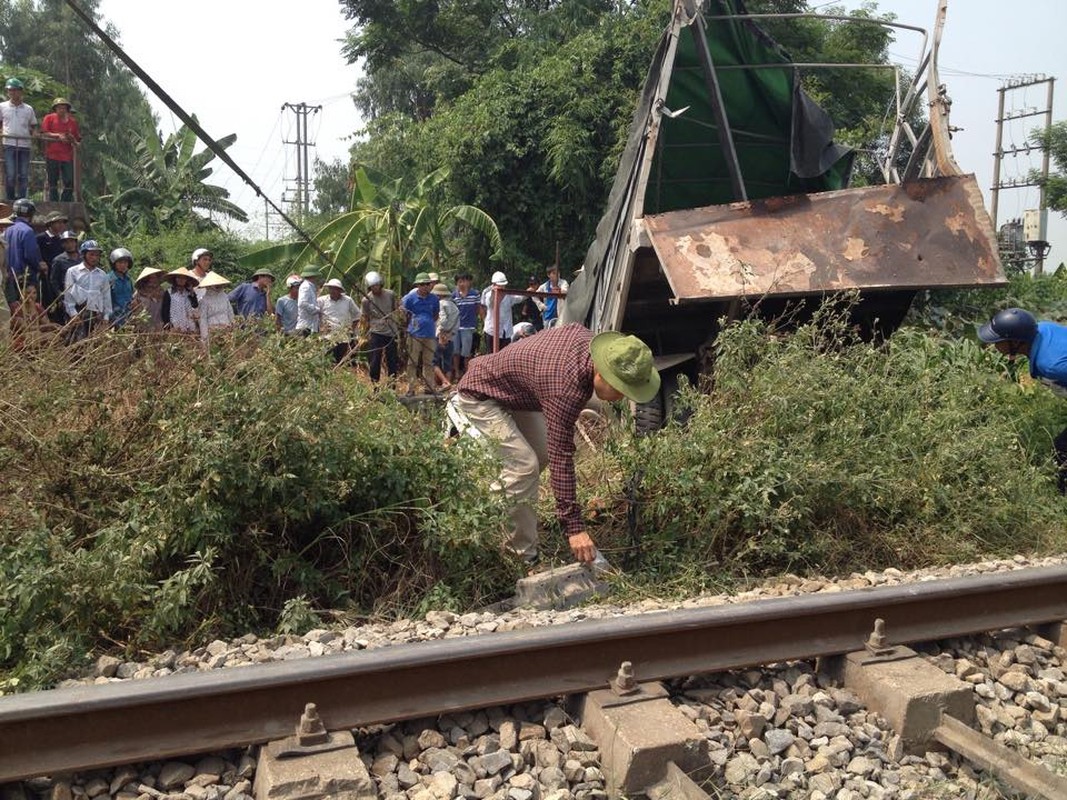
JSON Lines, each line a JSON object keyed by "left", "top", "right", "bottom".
{"left": 0, "top": 196, "right": 570, "bottom": 391}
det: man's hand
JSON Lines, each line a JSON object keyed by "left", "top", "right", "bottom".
{"left": 568, "top": 531, "right": 597, "bottom": 564}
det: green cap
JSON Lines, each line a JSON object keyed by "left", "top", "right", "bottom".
{"left": 413, "top": 272, "right": 432, "bottom": 285}
{"left": 589, "top": 332, "right": 660, "bottom": 404}
{"left": 300, "top": 265, "right": 322, "bottom": 279}
{"left": 251, "top": 268, "right": 275, "bottom": 281}
{"left": 5, "top": 78, "right": 24, "bottom": 90}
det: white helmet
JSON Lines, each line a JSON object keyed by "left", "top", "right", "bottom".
{"left": 512, "top": 322, "right": 536, "bottom": 341}
{"left": 491, "top": 271, "right": 508, "bottom": 286}
{"left": 365, "top": 270, "right": 384, "bottom": 288}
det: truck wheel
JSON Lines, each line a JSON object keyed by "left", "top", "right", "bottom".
{"left": 634, "top": 393, "right": 665, "bottom": 434}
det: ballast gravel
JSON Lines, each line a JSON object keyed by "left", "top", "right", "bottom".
{"left": 34, "top": 553, "right": 1066, "bottom": 799}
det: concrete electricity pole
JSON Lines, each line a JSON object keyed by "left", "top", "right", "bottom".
{"left": 991, "top": 75, "right": 1055, "bottom": 274}
{"left": 282, "top": 102, "right": 322, "bottom": 217}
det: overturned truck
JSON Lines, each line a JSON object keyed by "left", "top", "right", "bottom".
{"left": 564, "top": 0, "right": 1005, "bottom": 427}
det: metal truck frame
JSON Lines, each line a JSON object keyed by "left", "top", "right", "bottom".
{"left": 564, "top": 0, "right": 1005, "bottom": 426}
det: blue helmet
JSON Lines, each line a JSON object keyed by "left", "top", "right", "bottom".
{"left": 79, "top": 239, "right": 103, "bottom": 255}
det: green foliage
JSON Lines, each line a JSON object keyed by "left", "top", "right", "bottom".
{"left": 596, "top": 305, "right": 1067, "bottom": 582}
{"left": 106, "top": 223, "right": 251, "bottom": 281}
{"left": 0, "top": 331, "right": 511, "bottom": 691}
{"left": 911, "top": 271, "right": 1067, "bottom": 337}
{"left": 241, "top": 166, "right": 502, "bottom": 288}
{"left": 94, "top": 122, "right": 247, "bottom": 237}
{"left": 1030, "top": 119, "right": 1067, "bottom": 217}
{"left": 352, "top": 4, "right": 668, "bottom": 278}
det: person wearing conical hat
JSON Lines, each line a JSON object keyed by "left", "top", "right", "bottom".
{"left": 130, "top": 267, "right": 166, "bottom": 332}
{"left": 162, "top": 268, "right": 200, "bottom": 334}
{"left": 40, "top": 97, "right": 81, "bottom": 202}
{"left": 294, "top": 265, "right": 323, "bottom": 336}
{"left": 197, "top": 272, "right": 234, "bottom": 343}
{"left": 454, "top": 325, "right": 660, "bottom": 569}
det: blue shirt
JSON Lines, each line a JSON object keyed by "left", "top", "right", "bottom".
{"left": 402, "top": 289, "right": 440, "bottom": 339}
{"left": 453, "top": 288, "right": 481, "bottom": 329}
{"left": 1029, "top": 321, "right": 1067, "bottom": 388}
{"left": 228, "top": 281, "right": 269, "bottom": 317}
{"left": 109, "top": 270, "right": 135, "bottom": 327}
{"left": 4, "top": 218, "right": 42, "bottom": 279}
{"left": 275, "top": 295, "right": 298, "bottom": 332}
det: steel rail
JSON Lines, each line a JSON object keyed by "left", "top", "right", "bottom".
{"left": 1, "top": 565, "right": 1065, "bottom": 781}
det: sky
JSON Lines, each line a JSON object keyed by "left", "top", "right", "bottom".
{"left": 95, "top": 0, "right": 1067, "bottom": 259}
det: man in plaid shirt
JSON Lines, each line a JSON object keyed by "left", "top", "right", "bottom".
{"left": 455, "top": 324, "right": 660, "bottom": 566}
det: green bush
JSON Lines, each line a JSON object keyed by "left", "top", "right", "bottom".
{"left": 0, "top": 330, "right": 510, "bottom": 691}
{"left": 597, "top": 305, "right": 1067, "bottom": 586}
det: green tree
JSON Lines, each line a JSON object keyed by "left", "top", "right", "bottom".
{"left": 0, "top": 0, "right": 157, "bottom": 199}
{"left": 241, "top": 166, "right": 502, "bottom": 287}
{"left": 95, "top": 121, "right": 247, "bottom": 236}
{"left": 1031, "top": 120, "right": 1067, "bottom": 217}
{"left": 311, "top": 157, "right": 352, "bottom": 218}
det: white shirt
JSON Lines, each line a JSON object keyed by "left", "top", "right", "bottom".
{"left": 481, "top": 286, "right": 520, "bottom": 339}
{"left": 168, "top": 289, "right": 197, "bottom": 332}
{"left": 198, "top": 289, "right": 234, "bottom": 342}
{"left": 64, "top": 264, "right": 112, "bottom": 319}
{"left": 317, "top": 293, "right": 360, "bottom": 339}
{"left": 0, "top": 101, "right": 37, "bottom": 148}
{"left": 295, "top": 280, "right": 320, "bottom": 333}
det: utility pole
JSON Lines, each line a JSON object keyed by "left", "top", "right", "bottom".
{"left": 991, "top": 75, "right": 1055, "bottom": 274}
{"left": 281, "top": 102, "right": 322, "bottom": 217}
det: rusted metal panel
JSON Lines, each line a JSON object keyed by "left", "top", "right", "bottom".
{"left": 643, "top": 174, "right": 1005, "bottom": 302}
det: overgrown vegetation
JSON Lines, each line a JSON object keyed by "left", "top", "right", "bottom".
{"left": 0, "top": 331, "right": 511, "bottom": 692}
{"left": 582, "top": 301, "right": 1067, "bottom": 592}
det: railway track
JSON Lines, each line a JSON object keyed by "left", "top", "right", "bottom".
{"left": 1, "top": 564, "right": 1066, "bottom": 789}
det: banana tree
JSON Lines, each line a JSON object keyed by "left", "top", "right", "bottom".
{"left": 97, "top": 121, "right": 248, "bottom": 235}
{"left": 240, "top": 165, "right": 502, "bottom": 286}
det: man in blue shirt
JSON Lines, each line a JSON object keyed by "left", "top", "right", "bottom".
{"left": 108, "top": 248, "right": 135, "bottom": 327}
{"left": 451, "top": 271, "right": 481, "bottom": 381}
{"left": 979, "top": 307, "right": 1067, "bottom": 492}
{"left": 3, "top": 198, "right": 45, "bottom": 305}
{"left": 401, "top": 272, "right": 440, "bottom": 397}
{"left": 536, "top": 265, "right": 569, "bottom": 327}
{"left": 229, "top": 269, "right": 275, "bottom": 319}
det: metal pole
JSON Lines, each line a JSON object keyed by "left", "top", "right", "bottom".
{"left": 690, "top": 13, "right": 747, "bottom": 202}
{"left": 991, "top": 85, "right": 1005, "bottom": 229}
{"left": 1037, "top": 78, "right": 1056, "bottom": 276}
{"left": 492, "top": 285, "right": 502, "bottom": 353}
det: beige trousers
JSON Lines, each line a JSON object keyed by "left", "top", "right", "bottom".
{"left": 454, "top": 392, "right": 548, "bottom": 560}
{"left": 406, "top": 335, "right": 436, "bottom": 393}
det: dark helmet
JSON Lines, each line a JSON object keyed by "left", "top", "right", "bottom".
{"left": 978, "top": 308, "right": 1038, "bottom": 344}
{"left": 11, "top": 198, "right": 35, "bottom": 219}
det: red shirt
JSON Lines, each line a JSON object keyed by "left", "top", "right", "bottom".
{"left": 458, "top": 324, "right": 595, "bottom": 533}
{"left": 40, "top": 113, "right": 81, "bottom": 161}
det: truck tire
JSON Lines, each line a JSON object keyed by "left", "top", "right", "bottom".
{"left": 634, "top": 393, "right": 665, "bottom": 434}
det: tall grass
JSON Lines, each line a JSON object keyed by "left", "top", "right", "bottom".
{"left": 587, "top": 304, "right": 1067, "bottom": 586}
{"left": 0, "top": 329, "right": 510, "bottom": 691}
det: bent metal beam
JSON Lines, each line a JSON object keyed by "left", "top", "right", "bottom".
{"left": 1, "top": 565, "right": 1066, "bottom": 781}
